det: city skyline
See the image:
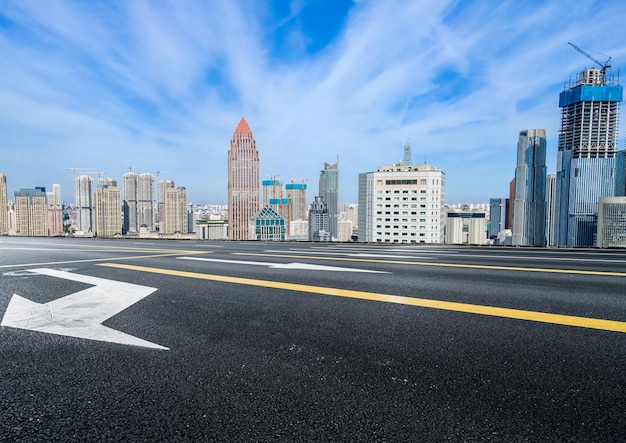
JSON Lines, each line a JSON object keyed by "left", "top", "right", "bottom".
{"left": 1, "top": 1, "right": 625, "bottom": 205}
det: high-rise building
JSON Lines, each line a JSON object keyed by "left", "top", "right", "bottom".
{"left": 228, "top": 117, "right": 260, "bottom": 240}
{"left": 100, "top": 177, "right": 118, "bottom": 188}
{"left": 488, "top": 198, "right": 510, "bottom": 240}
{"left": 138, "top": 173, "right": 154, "bottom": 230}
{"left": 157, "top": 179, "right": 175, "bottom": 231}
{"left": 512, "top": 129, "right": 547, "bottom": 246}
{"left": 358, "top": 163, "right": 445, "bottom": 244}
{"left": 123, "top": 171, "right": 155, "bottom": 233}
{"left": 48, "top": 202, "right": 64, "bottom": 237}
{"left": 123, "top": 171, "right": 138, "bottom": 234}
{"left": 14, "top": 188, "right": 48, "bottom": 237}
{"left": 508, "top": 178, "right": 515, "bottom": 230}
{"left": 94, "top": 184, "right": 122, "bottom": 237}
{"left": 46, "top": 184, "right": 61, "bottom": 207}
{"left": 286, "top": 182, "right": 307, "bottom": 222}
{"left": 0, "top": 173, "right": 7, "bottom": 235}
{"left": 554, "top": 66, "right": 623, "bottom": 246}
{"left": 309, "top": 196, "right": 330, "bottom": 241}
{"left": 545, "top": 174, "right": 557, "bottom": 245}
{"left": 74, "top": 175, "right": 94, "bottom": 233}
{"left": 319, "top": 161, "right": 339, "bottom": 240}
{"left": 163, "top": 187, "right": 188, "bottom": 234}
{"left": 263, "top": 177, "right": 292, "bottom": 232}
{"left": 262, "top": 177, "right": 283, "bottom": 207}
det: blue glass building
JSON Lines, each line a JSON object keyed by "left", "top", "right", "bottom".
{"left": 512, "top": 129, "right": 547, "bottom": 246}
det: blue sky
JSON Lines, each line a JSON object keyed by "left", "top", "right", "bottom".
{"left": 1, "top": 0, "right": 625, "bottom": 205}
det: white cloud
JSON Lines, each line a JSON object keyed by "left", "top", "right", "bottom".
{"left": 0, "top": 0, "right": 624, "bottom": 205}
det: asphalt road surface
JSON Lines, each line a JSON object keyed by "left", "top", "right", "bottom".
{"left": 1, "top": 237, "right": 625, "bottom": 441}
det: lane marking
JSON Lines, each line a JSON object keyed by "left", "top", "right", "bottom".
{"left": 233, "top": 253, "right": 626, "bottom": 277}
{"left": 264, "top": 249, "right": 626, "bottom": 264}
{"left": 0, "top": 251, "right": 209, "bottom": 269}
{"left": 98, "top": 263, "right": 626, "bottom": 334}
{"left": 262, "top": 249, "right": 434, "bottom": 259}
{"left": 177, "top": 256, "right": 389, "bottom": 273}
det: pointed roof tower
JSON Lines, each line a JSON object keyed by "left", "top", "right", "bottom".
{"left": 234, "top": 116, "right": 252, "bottom": 136}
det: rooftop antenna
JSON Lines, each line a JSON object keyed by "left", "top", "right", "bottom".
{"left": 402, "top": 136, "right": 412, "bottom": 166}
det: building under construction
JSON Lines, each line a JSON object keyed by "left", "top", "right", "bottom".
{"left": 554, "top": 45, "right": 623, "bottom": 246}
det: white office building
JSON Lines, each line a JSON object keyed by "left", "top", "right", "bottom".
{"left": 358, "top": 163, "right": 445, "bottom": 243}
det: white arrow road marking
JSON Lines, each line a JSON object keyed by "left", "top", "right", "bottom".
{"left": 1, "top": 268, "right": 168, "bottom": 350}
{"left": 177, "top": 257, "right": 389, "bottom": 273}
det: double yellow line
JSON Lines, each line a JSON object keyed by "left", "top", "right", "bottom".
{"left": 99, "top": 262, "right": 626, "bottom": 334}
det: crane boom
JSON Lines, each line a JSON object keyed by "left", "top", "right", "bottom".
{"left": 568, "top": 42, "right": 611, "bottom": 72}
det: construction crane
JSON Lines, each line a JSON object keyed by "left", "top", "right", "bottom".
{"left": 67, "top": 167, "right": 95, "bottom": 180}
{"left": 568, "top": 42, "right": 611, "bottom": 73}
{"left": 94, "top": 172, "right": 107, "bottom": 183}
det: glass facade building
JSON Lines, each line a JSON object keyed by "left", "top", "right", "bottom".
{"left": 319, "top": 161, "right": 338, "bottom": 240}
{"left": 554, "top": 68, "right": 623, "bottom": 246}
{"left": 512, "top": 129, "right": 547, "bottom": 246}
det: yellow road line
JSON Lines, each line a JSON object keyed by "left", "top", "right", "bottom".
{"left": 233, "top": 253, "right": 626, "bottom": 277}
{"left": 98, "top": 262, "right": 626, "bottom": 334}
{"left": 0, "top": 251, "right": 209, "bottom": 269}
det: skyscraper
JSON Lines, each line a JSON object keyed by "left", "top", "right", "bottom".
{"left": 138, "top": 173, "right": 155, "bottom": 230}
{"left": 319, "top": 161, "right": 338, "bottom": 240}
{"left": 286, "top": 181, "right": 307, "bottom": 221}
{"left": 123, "top": 170, "right": 138, "bottom": 234}
{"left": 74, "top": 175, "right": 94, "bottom": 233}
{"left": 545, "top": 174, "right": 557, "bottom": 246}
{"left": 94, "top": 184, "right": 122, "bottom": 237}
{"left": 157, "top": 179, "right": 175, "bottom": 231}
{"left": 14, "top": 188, "right": 48, "bottom": 237}
{"left": 228, "top": 117, "right": 260, "bottom": 240}
{"left": 554, "top": 66, "right": 623, "bottom": 246}
{"left": 488, "top": 198, "right": 510, "bottom": 240}
{"left": 163, "top": 187, "right": 188, "bottom": 234}
{"left": 123, "top": 171, "right": 155, "bottom": 233}
{"left": 0, "top": 173, "right": 7, "bottom": 235}
{"left": 512, "top": 129, "right": 547, "bottom": 246}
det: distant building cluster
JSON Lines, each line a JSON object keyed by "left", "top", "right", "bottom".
{"left": 1, "top": 53, "right": 625, "bottom": 247}
{"left": 0, "top": 170, "right": 190, "bottom": 239}
{"left": 226, "top": 117, "right": 348, "bottom": 242}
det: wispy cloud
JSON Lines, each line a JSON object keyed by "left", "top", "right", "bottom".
{"left": 0, "top": 0, "right": 624, "bottom": 204}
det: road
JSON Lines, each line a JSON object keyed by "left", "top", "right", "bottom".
{"left": 1, "top": 237, "right": 625, "bottom": 441}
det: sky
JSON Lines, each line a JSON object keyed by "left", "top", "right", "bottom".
{"left": 1, "top": 0, "right": 625, "bottom": 206}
